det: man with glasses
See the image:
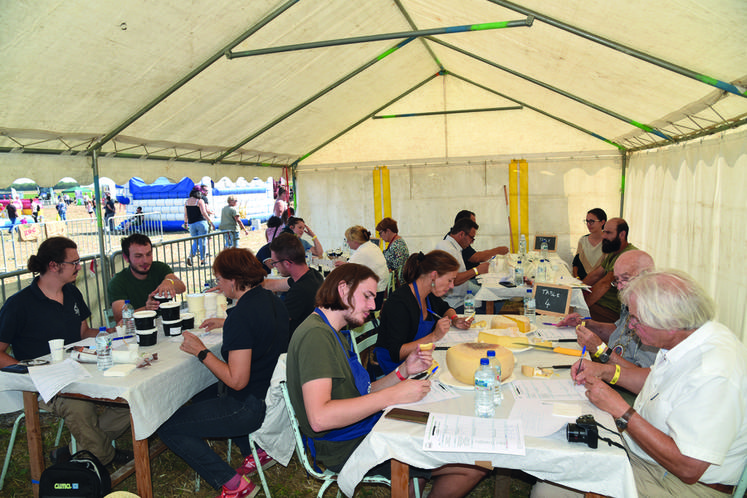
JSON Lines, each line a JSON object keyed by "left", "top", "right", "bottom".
{"left": 581, "top": 217, "right": 637, "bottom": 322}
{"left": 434, "top": 217, "right": 489, "bottom": 312}
{"left": 0, "top": 237, "right": 132, "bottom": 467}
{"left": 266, "top": 233, "right": 324, "bottom": 336}
{"left": 559, "top": 250, "right": 658, "bottom": 370}
{"left": 108, "top": 233, "right": 185, "bottom": 323}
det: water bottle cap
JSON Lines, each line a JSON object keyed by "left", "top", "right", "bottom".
{"left": 480, "top": 358, "right": 489, "bottom": 365}
{"left": 99, "top": 326, "right": 107, "bottom": 331}
{"left": 467, "top": 290, "right": 472, "bottom": 295}
{"left": 486, "top": 350, "right": 496, "bottom": 357}
{"left": 527, "top": 289, "right": 532, "bottom": 293}
{"left": 124, "top": 299, "right": 130, "bottom": 304}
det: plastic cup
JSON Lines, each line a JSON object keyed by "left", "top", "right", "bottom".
{"left": 48, "top": 339, "right": 64, "bottom": 362}
{"left": 159, "top": 301, "right": 181, "bottom": 322}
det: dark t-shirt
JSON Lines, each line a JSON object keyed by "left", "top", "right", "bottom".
{"left": 376, "top": 284, "right": 451, "bottom": 362}
{"left": 6, "top": 204, "right": 17, "bottom": 220}
{"left": 221, "top": 286, "right": 289, "bottom": 401}
{"left": 462, "top": 245, "right": 478, "bottom": 270}
{"left": 286, "top": 268, "right": 324, "bottom": 336}
{"left": 105, "top": 199, "right": 115, "bottom": 215}
{"left": 108, "top": 261, "right": 173, "bottom": 309}
{"left": 255, "top": 243, "right": 272, "bottom": 274}
{"left": 0, "top": 278, "right": 91, "bottom": 361}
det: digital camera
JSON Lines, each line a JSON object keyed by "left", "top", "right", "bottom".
{"left": 566, "top": 414, "right": 598, "bottom": 449}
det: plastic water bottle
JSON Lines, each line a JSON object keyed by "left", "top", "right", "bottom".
{"left": 486, "top": 350, "right": 503, "bottom": 406}
{"left": 464, "top": 290, "right": 475, "bottom": 315}
{"left": 540, "top": 240, "right": 549, "bottom": 260}
{"left": 474, "top": 358, "right": 495, "bottom": 418}
{"left": 122, "top": 300, "right": 136, "bottom": 337}
{"left": 96, "top": 326, "right": 113, "bottom": 371}
{"left": 536, "top": 259, "right": 547, "bottom": 282}
{"left": 518, "top": 234, "right": 527, "bottom": 257}
{"left": 514, "top": 260, "right": 524, "bottom": 286}
{"left": 524, "top": 289, "right": 536, "bottom": 324}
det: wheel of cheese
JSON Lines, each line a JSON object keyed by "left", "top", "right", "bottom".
{"left": 445, "top": 343, "right": 515, "bottom": 385}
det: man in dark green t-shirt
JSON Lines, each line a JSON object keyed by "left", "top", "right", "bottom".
{"left": 583, "top": 218, "right": 637, "bottom": 322}
{"left": 108, "top": 234, "right": 186, "bottom": 322}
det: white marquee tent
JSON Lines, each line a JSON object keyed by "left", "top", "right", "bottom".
{"left": 1, "top": 1, "right": 745, "bottom": 337}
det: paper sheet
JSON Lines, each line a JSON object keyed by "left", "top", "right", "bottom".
{"left": 534, "top": 325, "right": 578, "bottom": 341}
{"left": 423, "top": 413, "right": 525, "bottom": 455}
{"left": 27, "top": 359, "right": 92, "bottom": 402}
{"left": 508, "top": 399, "right": 570, "bottom": 437}
{"left": 509, "top": 379, "right": 587, "bottom": 401}
{"left": 388, "top": 380, "right": 460, "bottom": 409}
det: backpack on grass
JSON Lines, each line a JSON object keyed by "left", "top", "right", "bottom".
{"left": 39, "top": 449, "right": 111, "bottom": 497}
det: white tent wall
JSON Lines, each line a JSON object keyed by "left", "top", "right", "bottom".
{"left": 297, "top": 151, "right": 621, "bottom": 265}
{"left": 0, "top": 153, "right": 282, "bottom": 188}
{"left": 625, "top": 127, "right": 747, "bottom": 342}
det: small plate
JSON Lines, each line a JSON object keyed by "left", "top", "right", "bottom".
{"left": 19, "top": 359, "right": 49, "bottom": 367}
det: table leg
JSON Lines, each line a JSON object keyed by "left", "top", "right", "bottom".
{"left": 131, "top": 413, "right": 153, "bottom": 498}
{"left": 390, "top": 459, "right": 409, "bottom": 498}
{"left": 23, "top": 392, "right": 43, "bottom": 498}
{"left": 486, "top": 301, "right": 494, "bottom": 314}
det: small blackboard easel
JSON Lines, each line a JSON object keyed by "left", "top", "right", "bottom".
{"left": 533, "top": 283, "right": 572, "bottom": 316}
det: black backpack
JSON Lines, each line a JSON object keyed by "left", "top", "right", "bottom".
{"left": 39, "top": 450, "right": 111, "bottom": 497}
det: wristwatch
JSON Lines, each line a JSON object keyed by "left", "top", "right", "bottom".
{"left": 598, "top": 347, "right": 613, "bottom": 364}
{"left": 615, "top": 407, "right": 636, "bottom": 432}
{"left": 197, "top": 349, "right": 210, "bottom": 363}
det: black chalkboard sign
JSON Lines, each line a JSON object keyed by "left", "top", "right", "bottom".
{"left": 534, "top": 235, "right": 557, "bottom": 251}
{"left": 533, "top": 283, "right": 572, "bottom": 316}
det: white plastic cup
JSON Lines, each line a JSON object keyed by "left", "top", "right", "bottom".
{"left": 186, "top": 293, "right": 205, "bottom": 313}
{"left": 48, "top": 339, "right": 64, "bottom": 362}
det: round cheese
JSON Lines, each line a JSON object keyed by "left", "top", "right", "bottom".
{"left": 445, "top": 343, "right": 515, "bottom": 385}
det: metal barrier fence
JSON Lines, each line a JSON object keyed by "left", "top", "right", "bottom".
{"left": 0, "top": 231, "right": 227, "bottom": 329}
{"left": 0, "top": 212, "right": 164, "bottom": 273}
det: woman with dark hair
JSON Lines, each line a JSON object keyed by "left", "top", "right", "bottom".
{"left": 184, "top": 186, "right": 214, "bottom": 266}
{"left": 265, "top": 215, "right": 283, "bottom": 242}
{"left": 573, "top": 208, "right": 607, "bottom": 279}
{"left": 374, "top": 250, "right": 473, "bottom": 375}
{"left": 339, "top": 225, "right": 389, "bottom": 309}
{"left": 376, "top": 217, "right": 409, "bottom": 290}
{"left": 158, "top": 248, "right": 289, "bottom": 498}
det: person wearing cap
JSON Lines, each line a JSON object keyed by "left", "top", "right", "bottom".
{"left": 220, "top": 195, "right": 248, "bottom": 249}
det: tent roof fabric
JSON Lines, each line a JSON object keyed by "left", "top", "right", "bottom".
{"left": 1, "top": 0, "right": 745, "bottom": 169}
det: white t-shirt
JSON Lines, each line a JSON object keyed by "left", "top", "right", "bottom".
{"left": 349, "top": 241, "right": 389, "bottom": 293}
{"left": 624, "top": 321, "right": 747, "bottom": 484}
{"left": 434, "top": 235, "right": 469, "bottom": 309}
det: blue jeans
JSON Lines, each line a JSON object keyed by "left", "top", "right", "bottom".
{"left": 158, "top": 385, "right": 266, "bottom": 490}
{"left": 189, "top": 220, "right": 209, "bottom": 259}
{"left": 223, "top": 230, "right": 239, "bottom": 249}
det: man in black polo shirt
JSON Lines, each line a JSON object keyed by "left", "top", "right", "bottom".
{"left": 0, "top": 237, "right": 131, "bottom": 466}
{"left": 267, "top": 233, "right": 324, "bottom": 336}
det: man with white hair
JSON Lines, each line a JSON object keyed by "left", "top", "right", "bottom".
{"left": 571, "top": 270, "right": 747, "bottom": 496}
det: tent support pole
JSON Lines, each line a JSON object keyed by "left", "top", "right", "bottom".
{"left": 226, "top": 18, "right": 533, "bottom": 58}
{"left": 393, "top": 0, "right": 444, "bottom": 71}
{"left": 297, "top": 72, "right": 441, "bottom": 163}
{"left": 90, "top": 149, "right": 112, "bottom": 314}
{"left": 620, "top": 153, "right": 628, "bottom": 216}
{"left": 487, "top": 0, "right": 747, "bottom": 98}
{"left": 448, "top": 72, "right": 626, "bottom": 151}
{"left": 429, "top": 38, "right": 672, "bottom": 140}
{"left": 88, "top": 0, "right": 301, "bottom": 153}
{"left": 373, "top": 106, "right": 522, "bottom": 118}
{"left": 216, "top": 37, "right": 418, "bottom": 162}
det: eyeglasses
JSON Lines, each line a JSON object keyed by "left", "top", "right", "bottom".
{"left": 584, "top": 219, "right": 600, "bottom": 224}
{"left": 268, "top": 259, "right": 289, "bottom": 267}
{"left": 611, "top": 275, "right": 632, "bottom": 288}
{"left": 465, "top": 232, "right": 476, "bottom": 243}
{"left": 59, "top": 259, "right": 81, "bottom": 267}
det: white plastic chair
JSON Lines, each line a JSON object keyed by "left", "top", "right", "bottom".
{"left": 349, "top": 311, "right": 380, "bottom": 366}
{"left": 0, "top": 411, "right": 70, "bottom": 490}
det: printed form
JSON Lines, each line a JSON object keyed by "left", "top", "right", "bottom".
{"left": 423, "top": 413, "right": 525, "bottom": 455}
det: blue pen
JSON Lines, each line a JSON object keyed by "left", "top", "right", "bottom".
{"left": 581, "top": 345, "right": 587, "bottom": 357}
{"left": 425, "top": 366, "right": 439, "bottom": 380}
{"left": 112, "top": 335, "right": 135, "bottom": 342}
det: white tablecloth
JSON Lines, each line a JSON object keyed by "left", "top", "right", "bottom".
{"left": 0, "top": 331, "right": 222, "bottom": 440}
{"left": 336, "top": 325, "right": 637, "bottom": 498}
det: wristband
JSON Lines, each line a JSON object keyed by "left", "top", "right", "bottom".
{"left": 165, "top": 278, "right": 174, "bottom": 285}
{"left": 609, "top": 364, "right": 621, "bottom": 385}
{"left": 312, "top": 235, "right": 318, "bottom": 240}
{"left": 473, "top": 268, "right": 479, "bottom": 276}
{"left": 395, "top": 367, "right": 406, "bottom": 381}
{"left": 593, "top": 343, "right": 608, "bottom": 358}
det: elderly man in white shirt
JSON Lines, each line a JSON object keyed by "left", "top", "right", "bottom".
{"left": 434, "top": 217, "right": 488, "bottom": 312}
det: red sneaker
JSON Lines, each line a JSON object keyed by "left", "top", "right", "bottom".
{"left": 216, "top": 475, "right": 258, "bottom": 498}
{"left": 236, "top": 447, "right": 276, "bottom": 476}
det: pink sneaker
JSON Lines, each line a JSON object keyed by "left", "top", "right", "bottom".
{"left": 236, "top": 448, "right": 276, "bottom": 476}
{"left": 216, "top": 475, "right": 258, "bottom": 498}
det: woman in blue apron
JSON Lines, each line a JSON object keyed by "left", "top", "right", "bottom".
{"left": 286, "top": 263, "right": 489, "bottom": 496}
{"left": 375, "top": 251, "right": 474, "bottom": 375}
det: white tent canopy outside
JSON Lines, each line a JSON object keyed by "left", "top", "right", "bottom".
{"left": 0, "top": 1, "right": 745, "bottom": 337}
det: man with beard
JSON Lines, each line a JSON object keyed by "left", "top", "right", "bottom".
{"left": 109, "top": 233, "right": 186, "bottom": 323}
{"left": 0, "top": 237, "right": 132, "bottom": 466}
{"left": 582, "top": 218, "right": 636, "bottom": 322}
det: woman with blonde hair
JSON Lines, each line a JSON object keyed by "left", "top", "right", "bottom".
{"left": 336, "top": 225, "right": 389, "bottom": 309}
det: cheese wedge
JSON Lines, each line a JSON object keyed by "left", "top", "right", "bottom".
{"left": 445, "top": 343, "right": 515, "bottom": 385}
{"left": 419, "top": 342, "right": 433, "bottom": 351}
{"left": 478, "top": 331, "right": 553, "bottom": 350}
{"left": 504, "top": 315, "right": 531, "bottom": 333}
{"left": 490, "top": 315, "right": 518, "bottom": 329}
{"left": 521, "top": 365, "right": 554, "bottom": 378}
{"left": 470, "top": 320, "right": 487, "bottom": 329}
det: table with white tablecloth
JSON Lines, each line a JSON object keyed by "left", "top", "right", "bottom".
{"left": 336, "top": 322, "right": 637, "bottom": 498}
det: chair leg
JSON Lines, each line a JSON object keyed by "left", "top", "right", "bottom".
{"left": 0, "top": 413, "right": 26, "bottom": 491}
{"left": 249, "top": 435, "right": 271, "bottom": 497}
